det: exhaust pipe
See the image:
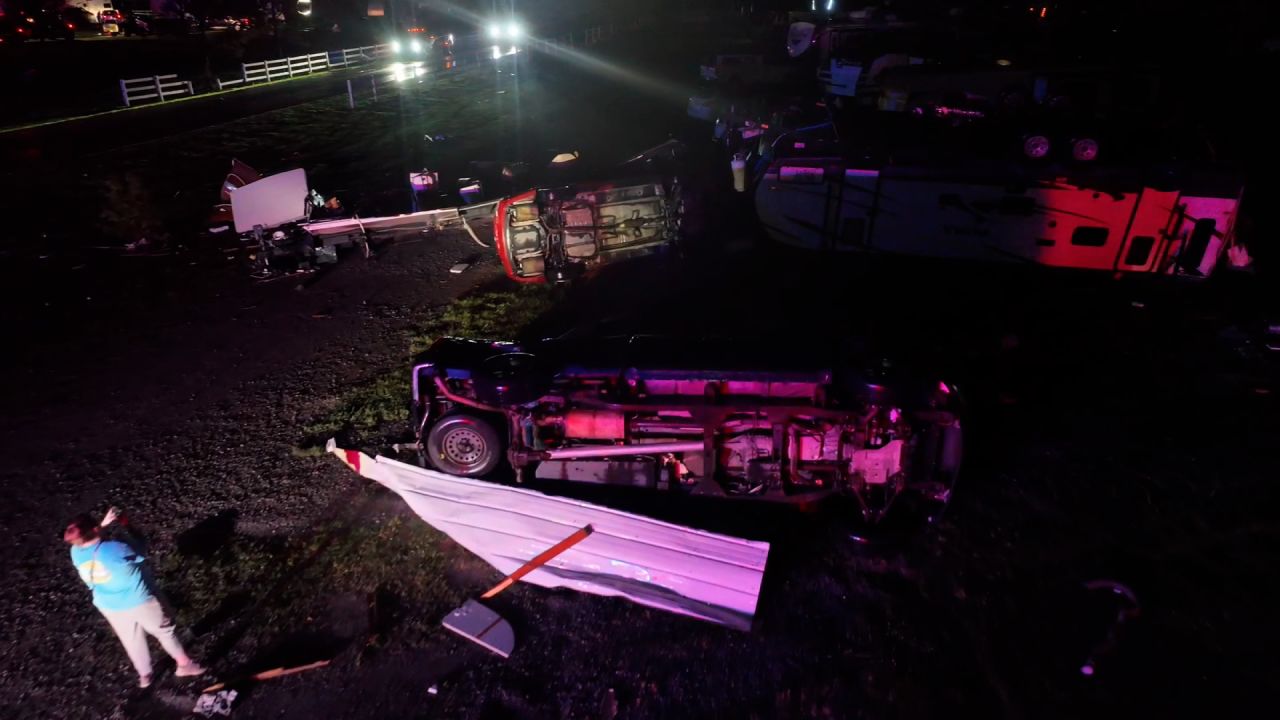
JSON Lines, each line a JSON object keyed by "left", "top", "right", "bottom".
{"left": 542, "top": 441, "right": 703, "bottom": 460}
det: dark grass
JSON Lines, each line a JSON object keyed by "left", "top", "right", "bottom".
{"left": 299, "top": 284, "right": 556, "bottom": 442}
{"left": 0, "top": 25, "right": 387, "bottom": 126}
{"left": 156, "top": 484, "right": 459, "bottom": 672}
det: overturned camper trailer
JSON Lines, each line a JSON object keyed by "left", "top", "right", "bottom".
{"left": 755, "top": 156, "right": 1241, "bottom": 277}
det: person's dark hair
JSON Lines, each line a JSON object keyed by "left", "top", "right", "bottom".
{"left": 66, "top": 513, "right": 98, "bottom": 539}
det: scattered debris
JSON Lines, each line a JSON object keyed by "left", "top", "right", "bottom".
{"left": 201, "top": 660, "right": 331, "bottom": 694}
{"left": 328, "top": 441, "right": 770, "bottom": 630}
{"left": 448, "top": 262, "right": 470, "bottom": 274}
{"left": 442, "top": 525, "right": 593, "bottom": 658}
{"left": 427, "top": 684, "right": 439, "bottom": 696}
{"left": 193, "top": 690, "right": 238, "bottom": 718}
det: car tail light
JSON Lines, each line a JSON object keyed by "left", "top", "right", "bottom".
{"left": 67, "top": 22, "right": 75, "bottom": 29}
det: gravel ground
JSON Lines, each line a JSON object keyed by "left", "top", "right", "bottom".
{"left": 0, "top": 230, "right": 507, "bottom": 719}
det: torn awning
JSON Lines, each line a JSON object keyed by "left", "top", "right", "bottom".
{"left": 327, "top": 441, "right": 770, "bottom": 630}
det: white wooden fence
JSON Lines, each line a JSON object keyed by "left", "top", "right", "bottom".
{"left": 118, "top": 75, "right": 195, "bottom": 107}
{"left": 116, "top": 20, "right": 646, "bottom": 109}
{"left": 117, "top": 44, "right": 389, "bottom": 106}
{"left": 216, "top": 45, "right": 388, "bottom": 90}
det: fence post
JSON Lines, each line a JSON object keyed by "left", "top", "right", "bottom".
{"left": 347, "top": 79, "right": 355, "bottom": 109}
{"left": 371, "top": 76, "right": 377, "bottom": 102}
{"left": 120, "top": 79, "right": 130, "bottom": 107}
{"left": 242, "top": 63, "right": 248, "bottom": 84}
{"left": 152, "top": 75, "right": 163, "bottom": 101}
{"left": 185, "top": 80, "right": 193, "bottom": 96}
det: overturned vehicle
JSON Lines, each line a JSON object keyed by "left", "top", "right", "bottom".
{"left": 494, "top": 179, "right": 685, "bottom": 284}
{"left": 411, "top": 337, "right": 962, "bottom": 524}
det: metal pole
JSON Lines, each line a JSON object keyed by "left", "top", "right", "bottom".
{"left": 120, "top": 79, "right": 130, "bottom": 107}
{"left": 371, "top": 76, "right": 377, "bottom": 102}
{"left": 542, "top": 442, "right": 703, "bottom": 460}
{"left": 347, "top": 79, "right": 355, "bottom": 109}
{"left": 242, "top": 63, "right": 248, "bottom": 84}
{"left": 152, "top": 75, "right": 163, "bottom": 101}
{"left": 185, "top": 80, "right": 193, "bottom": 97}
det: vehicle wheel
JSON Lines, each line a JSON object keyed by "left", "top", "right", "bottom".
{"left": 1022, "top": 134, "right": 1051, "bottom": 160}
{"left": 426, "top": 414, "right": 502, "bottom": 476}
{"left": 1070, "top": 137, "right": 1100, "bottom": 162}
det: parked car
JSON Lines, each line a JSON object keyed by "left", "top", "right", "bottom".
{"left": 202, "top": 16, "right": 252, "bottom": 32}
{"left": 389, "top": 26, "right": 453, "bottom": 56}
{"left": 411, "top": 336, "right": 963, "bottom": 525}
{"left": 0, "top": 11, "right": 76, "bottom": 42}
{"left": 98, "top": 8, "right": 124, "bottom": 35}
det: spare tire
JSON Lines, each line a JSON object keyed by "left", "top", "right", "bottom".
{"left": 1022, "top": 134, "right": 1052, "bottom": 160}
{"left": 426, "top": 414, "right": 503, "bottom": 476}
{"left": 1071, "top": 137, "right": 1100, "bottom": 162}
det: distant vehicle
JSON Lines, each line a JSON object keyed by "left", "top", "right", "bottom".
{"left": 410, "top": 335, "right": 963, "bottom": 525}
{"left": 389, "top": 26, "right": 454, "bottom": 56}
{"left": 98, "top": 8, "right": 123, "bottom": 35}
{"left": 0, "top": 11, "right": 76, "bottom": 42}
{"left": 201, "top": 16, "right": 252, "bottom": 32}
{"left": 121, "top": 11, "right": 152, "bottom": 36}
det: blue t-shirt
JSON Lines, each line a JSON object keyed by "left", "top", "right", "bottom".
{"left": 69, "top": 540, "right": 153, "bottom": 611}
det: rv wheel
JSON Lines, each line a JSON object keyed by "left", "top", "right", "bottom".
{"left": 1071, "top": 137, "right": 1100, "bottom": 162}
{"left": 1022, "top": 134, "right": 1052, "bottom": 160}
{"left": 426, "top": 414, "right": 502, "bottom": 477}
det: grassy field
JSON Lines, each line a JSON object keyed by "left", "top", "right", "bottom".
{"left": 300, "top": 285, "right": 556, "bottom": 443}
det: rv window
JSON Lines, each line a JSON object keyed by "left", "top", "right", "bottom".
{"left": 1071, "top": 226, "right": 1109, "bottom": 247}
{"left": 1123, "top": 236, "right": 1155, "bottom": 266}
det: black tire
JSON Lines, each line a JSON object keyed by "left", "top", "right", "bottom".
{"left": 1070, "top": 137, "right": 1100, "bottom": 162}
{"left": 1021, "top": 133, "right": 1052, "bottom": 160}
{"left": 425, "top": 414, "right": 502, "bottom": 476}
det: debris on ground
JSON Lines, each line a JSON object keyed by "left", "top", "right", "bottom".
{"left": 442, "top": 526, "right": 593, "bottom": 658}
{"left": 202, "top": 660, "right": 331, "bottom": 694}
{"left": 193, "top": 690, "right": 238, "bottom": 718}
{"left": 328, "top": 442, "right": 770, "bottom": 630}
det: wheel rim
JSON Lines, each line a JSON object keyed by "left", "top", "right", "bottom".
{"left": 1023, "top": 135, "right": 1051, "bottom": 159}
{"left": 442, "top": 427, "right": 487, "bottom": 468}
{"left": 1073, "top": 139, "right": 1099, "bottom": 161}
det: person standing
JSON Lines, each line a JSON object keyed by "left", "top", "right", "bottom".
{"left": 64, "top": 509, "right": 205, "bottom": 688}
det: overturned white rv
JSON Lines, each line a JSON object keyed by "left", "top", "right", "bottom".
{"left": 756, "top": 148, "right": 1242, "bottom": 277}
{"left": 327, "top": 441, "right": 770, "bottom": 630}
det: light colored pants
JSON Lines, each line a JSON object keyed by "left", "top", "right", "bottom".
{"left": 100, "top": 598, "right": 190, "bottom": 680}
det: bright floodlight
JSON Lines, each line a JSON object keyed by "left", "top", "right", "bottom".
{"left": 488, "top": 24, "right": 502, "bottom": 39}
{"left": 410, "top": 39, "right": 422, "bottom": 53}
{"left": 491, "top": 45, "right": 502, "bottom": 60}
{"left": 507, "top": 22, "right": 523, "bottom": 39}
{"left": 391, "top": 39, "right": 402, "bottom": 53}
